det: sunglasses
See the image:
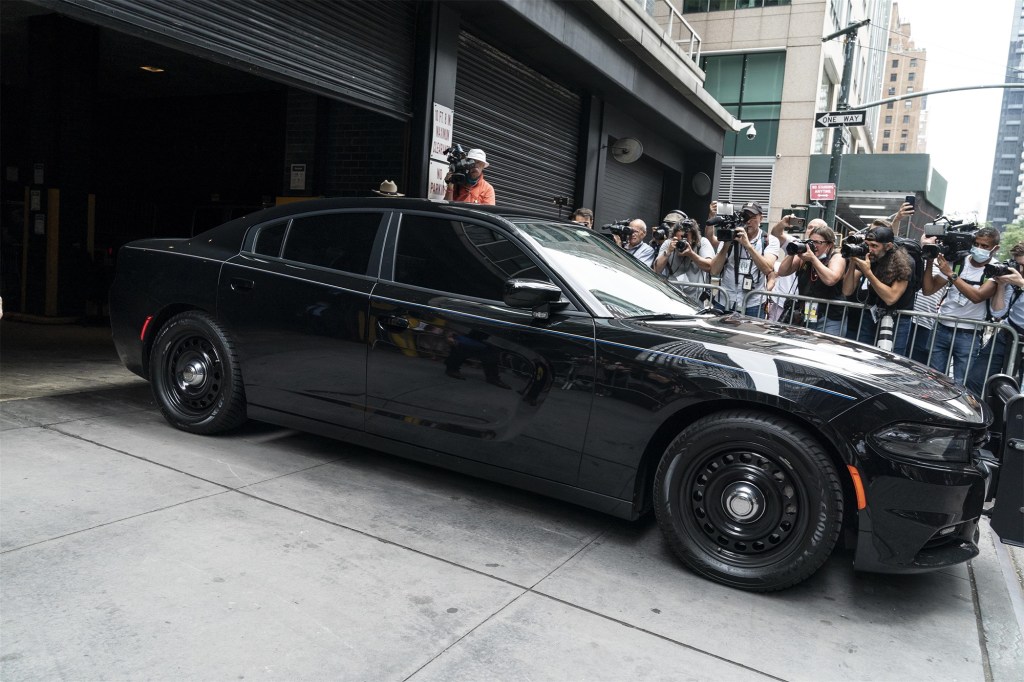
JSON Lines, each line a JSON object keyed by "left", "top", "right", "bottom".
{"left": 807, "top": 239, "right": 828, "bottom": 246}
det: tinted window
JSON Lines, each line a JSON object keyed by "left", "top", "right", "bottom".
{"left": 394, "top": 215, "right": 546, "bottom": 300}
{"left": 254, "top": 221, "right": 287, "bottom": 257}
{"left": 282, "top": 212, "right": 381, "bottom": 274}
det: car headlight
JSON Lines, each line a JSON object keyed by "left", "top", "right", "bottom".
{"left": 868, "top": 423, "right": 971, "bottom": 463}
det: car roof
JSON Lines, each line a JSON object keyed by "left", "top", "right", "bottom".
{"left": 231, "top": 197, "right": 570, "bottom": 228}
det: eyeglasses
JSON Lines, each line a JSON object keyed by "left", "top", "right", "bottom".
{"left": 807, "top": 240, "right": 828, "bottom": 246}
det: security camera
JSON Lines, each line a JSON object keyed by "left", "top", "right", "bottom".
{"left": 746, "top": 124, "right": 757, "bottom": 141}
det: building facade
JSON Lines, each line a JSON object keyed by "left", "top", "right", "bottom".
{"left": 875, "top": 2, "right": 927, "bottom": 154}
{"left": 987, "top": 0, "right": 1024, "bottom": 229}
{"left": 678, "top": 0, "right": 894, "bottom": 223}
{"left": 1, "top": 0, "right": 734, "bottom": 317}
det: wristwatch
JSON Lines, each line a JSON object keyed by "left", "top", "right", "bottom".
{"left": 947, "top": 272, "right": 959, "bottom": 283}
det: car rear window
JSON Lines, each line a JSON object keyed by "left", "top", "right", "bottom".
{"left": 282, "top": 212, "right": 381, "bottom": 275}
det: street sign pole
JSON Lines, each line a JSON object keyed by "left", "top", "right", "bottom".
{"left": 823, "top": 19, "right": 870, "bottom": 231}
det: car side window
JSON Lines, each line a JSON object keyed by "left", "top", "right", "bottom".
{"left": 282, "top": 212, "right": 381, "bottom": 274}
{"left": 253, "top": 221, "right": 287, "bottom": 257}
{"left": 394, "top": 215, "right": 548, "bottom": 301}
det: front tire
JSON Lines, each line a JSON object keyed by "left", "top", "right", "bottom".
{"left": 654, "top": 411, "right": 843, "bottom": 591}
{"left": 150, "top": 311, "right": 247, "bottom": 434}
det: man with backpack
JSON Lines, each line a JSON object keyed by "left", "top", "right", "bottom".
{"left": 842, "top": 223, "right": 916, "bottom": 355}
{"left": 921, "top": 226, "right": 1001, "bottom": 394}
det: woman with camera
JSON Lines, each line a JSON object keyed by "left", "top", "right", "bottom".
{"left": 654, "top": 219, "right": 714, "bottom": 287}
{"left": 775, "top": 220, "right": 846, "bottom": 335}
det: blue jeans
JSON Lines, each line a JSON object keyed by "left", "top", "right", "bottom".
{"left": 928, "top": 323, "right": 981, "bottom": 387}
{"left": 812, "top": 317, "right": 844, "bottom": 337}
{"left": 713, "top": 300, "right": 765, "bottom": 319}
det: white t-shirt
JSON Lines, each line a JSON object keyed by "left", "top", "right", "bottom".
{"left": 716, "top": 232, "right": 782, "bottom": 310}
{"left": 938, "top": 259, "right": 988, "bottom": 328}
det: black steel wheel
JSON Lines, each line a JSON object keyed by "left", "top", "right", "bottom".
{"left": 654, "top": 411, "right": 843, "bottom": 591}
{"left": 150, "top": 311, "right": 246, "bottom": 434}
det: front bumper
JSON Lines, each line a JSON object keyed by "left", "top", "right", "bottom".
{"left": 853, "top": 450, "right": 988, "bottom": 574}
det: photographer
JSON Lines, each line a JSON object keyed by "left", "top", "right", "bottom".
{"left": 709, "top": 202, "right": 780, "bottom": 317}
{"left": 921, "top": 226, "right": 1001, "bottom": 392}
{"left": 842, "top": 224, "right": 915, "bottom": 354}
{"left": 570, "top": 208, "right": 594, "bottom": 229}
{"left": 967, "top": 242, "right": 1024, "bottom": 391}
{"left": 618, "top": 219, "right": 656, "bottom": 267}
{"left": 776, "top": 219, "right": 846, "bottom": 335}
{"left": 444, "top": 148, "right": 495, "bottom": 205}
{"left": 654, "top": 218, "right": 714, "bottom": 285}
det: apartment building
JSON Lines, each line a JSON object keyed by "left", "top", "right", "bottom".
{"left": 679, "top": 0, "right": 895, "bottom": 222}
{"left": 875, "top": 3, "right": 927, "bottom": 154}
{"left": 987, "top": 0, "right": 1024, "bottom": 229}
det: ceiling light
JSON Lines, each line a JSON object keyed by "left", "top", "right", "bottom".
{"left": 140, "top": 65, "right": 165, "bottom": 73}
{"left": 848, "top": 204, "right": 886, "bottom": 210}
{"left": 858, "top": 214, "right": 891, "bottom": 220}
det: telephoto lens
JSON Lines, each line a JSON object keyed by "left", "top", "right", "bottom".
{"left": 877, "top": 314, "right": 895, "bottom": 352}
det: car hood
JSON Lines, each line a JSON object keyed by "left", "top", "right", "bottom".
{"left": 618, "top": 313, "right": 967, "bottom": 404}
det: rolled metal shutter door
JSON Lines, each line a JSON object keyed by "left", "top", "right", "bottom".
{"left": 453, "top": 32, "right": 581, "bottom": 217}
{"left": 598, "top": 150, "right": 665, "bottom": 229}
{"left": 52, "top": 0, "right": 416, "bottom": 119}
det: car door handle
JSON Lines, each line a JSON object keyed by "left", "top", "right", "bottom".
{"left": 380, "top": 315, "right": 410, "bottom": 330}
{"left": 230, "top": 277, "right": 254, "bottom": 292}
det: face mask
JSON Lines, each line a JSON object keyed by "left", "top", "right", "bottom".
{"left": 970, "top": 246, "right": 993, "bottom": 263}
{"left": 465, "top": 175, "right": 480, "bottom": 187}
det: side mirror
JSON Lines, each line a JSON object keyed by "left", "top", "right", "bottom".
{"left": 503, "top": 278, "right": 566, "bottom": 319}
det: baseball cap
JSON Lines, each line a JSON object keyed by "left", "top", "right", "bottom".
{"left": 865, "top": 226, "right": 895, "bottom": 243}
{"left": 740, "top": 201, "right": 763, "bottom": 217}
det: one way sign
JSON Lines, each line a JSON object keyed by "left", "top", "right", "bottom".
{"left": 814, "top": 110, "right": 867, "bottom": 128}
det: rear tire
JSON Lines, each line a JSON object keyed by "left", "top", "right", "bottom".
{"left": 150, "top": 311, "right": 247, "bottom": 434}
{"left": 654, "top": 410, "right": 843, "bottom": 591}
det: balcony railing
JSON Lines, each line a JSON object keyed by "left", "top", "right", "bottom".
{"left": 638, "top": 0, "right": 703, "bottom": 64}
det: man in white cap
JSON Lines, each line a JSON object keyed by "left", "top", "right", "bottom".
{"left": 444, "top": 148, "right": 495, "bottom": 205}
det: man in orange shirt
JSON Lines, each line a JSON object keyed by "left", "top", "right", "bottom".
{"left": 444, "top": 148, "right": 495, "bottom": 205}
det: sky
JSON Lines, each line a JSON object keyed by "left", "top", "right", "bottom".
{"left": 884, "top": 0, "right": 1017, "bottom": 223}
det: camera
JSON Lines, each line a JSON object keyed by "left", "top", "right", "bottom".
{"left": 921, "top": 243, "right": 940, "bottom": 260}
{"left": 923, "top": 217, "right": 976, "bottom": 261}
{"left": 652, "top": 224, "right": 672, "bottom": 241}
{"left": 444, "top": 144, "right": 477, "bottom": 184}
{"left": 841, "top": 243, "right": 868, "bottom": 259}
{"left": 984, "top": 260, "right": 1018, "bottom": 279}
{"left": 602, "top": 219, "right": 634, "bottom": 243}
{"left": 785, "top": 239, "right": 813, "bottom": 256}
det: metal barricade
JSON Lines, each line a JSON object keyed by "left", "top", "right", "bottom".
{"left": 670, "top": 281, "right": 731, "bottom": 311}
{"left": 741, "top": 289, "right": 1021, "bottom": 394}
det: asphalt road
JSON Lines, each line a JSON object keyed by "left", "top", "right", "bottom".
{"left": 1, "top": 320, "right": 1022, "bottom": 681}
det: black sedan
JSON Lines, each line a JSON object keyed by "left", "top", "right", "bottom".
{"left": 109, "top": 198, "right": 1021, "bottom": 591}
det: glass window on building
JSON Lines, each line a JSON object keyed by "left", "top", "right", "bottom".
{"left": 887, "top": 102, "right": 894, "bottom": 109}
{"left": 901, "top": 130, "right": 908, "bottom": 138}
{"left": 904, "top": 100, "right": 912, "bottom": 109}
{"left": 891, "top": 59, "right": 899, "bottom": 68}
{"left": 902, "top": 115, "right": 910, "bottom": 124}
{"left": 702, "top": 51, "right": 785, "bottom": 155}
{"left": 888, "top": 87, "right": 896, "bottom": 95}
{"left": 882, "top": 143, "right": 889, "bottom": 151}
{"left": 910, "top": 58, "right": 918, "bottom": 67}
{"left": 908, "top": 72, "right": 916, "bottom": 81}
{"left": 684, "top": 0, "right": 792, "bottom": 10}
{"left": 883, "top": 130, "right": 891, "bottom": 138}
{"left": 885, "top": 115, "right": 892, "bottom": 124}
{"left": 889, "top": 73, "right": 897, "bottom": 82}
{"left": 899, "top": 143, "right": 907, "bottom": 151}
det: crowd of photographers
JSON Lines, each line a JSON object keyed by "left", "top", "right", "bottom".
{"left": 438, "top": 144, "right": 1020, "bottom": 396}
{"left": 583, "top": 199, "right": 1024, "bottom": 397}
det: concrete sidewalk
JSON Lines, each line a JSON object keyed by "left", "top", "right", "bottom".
{"left": 1, "top": 320, "right": 1022, "bottom": 681}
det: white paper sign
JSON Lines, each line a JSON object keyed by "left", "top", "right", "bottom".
{"left": 431, "top": 103, "right": 454, "bottom": 162}
{"left": 428, "top": 160, "right": 449, "bottom": 200}
{"left": 290, "top": 164, "right": 306, "bottom": 190}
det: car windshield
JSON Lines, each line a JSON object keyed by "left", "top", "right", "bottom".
{"left": 514, "top": 221, "right": 703, "bottom": 318}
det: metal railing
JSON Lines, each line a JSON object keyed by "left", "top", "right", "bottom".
{"left": 641, "top": 0, "right": 703, "bottom": 64}
{"left": 741, "top": 289, "right": 1021, "bottom": 394}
